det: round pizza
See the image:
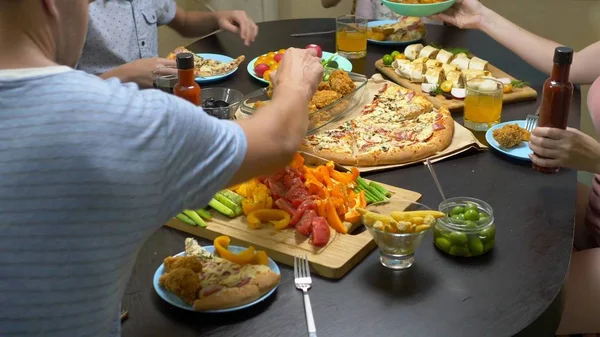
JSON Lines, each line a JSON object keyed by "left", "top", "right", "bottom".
{"left": 300, "top": 83, "right": 454, "bottom": 166}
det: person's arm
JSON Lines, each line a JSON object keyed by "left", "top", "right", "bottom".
{"left": 321, "top": 0, "right": 343, "bottom": 8}
{"left": 99, "top": 58, "right": 176, "bottom": 88}
{"left": 437, "top": 0, "right": 600, "bottom": 85}
{"left": 168, "top": 6, "right": 258, "bottom": 45}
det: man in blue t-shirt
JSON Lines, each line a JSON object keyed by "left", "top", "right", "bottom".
{"left": 0, "top": 1, "right": 322, "bottom": 336}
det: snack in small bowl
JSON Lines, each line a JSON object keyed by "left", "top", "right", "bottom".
{"left": 382, "top": 0, "right": 456, "bottom": 17}
{"left": 434, "top": 197, "right": 495, "bottom": 257}
{"left": 201, "top": 87, "right": 243, "bottom": 120}
{"left": 359, "top": 204, "right": 444, "bottom": 269}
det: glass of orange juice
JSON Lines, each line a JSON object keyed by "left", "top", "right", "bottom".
{"left": 336, "top": 15, "right": 368, "bottom": 61}
{"left": 464, "top": 78, "right": 504, "bottom": 131}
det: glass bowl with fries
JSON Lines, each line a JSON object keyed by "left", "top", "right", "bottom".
{"left": 360, "top": 202, "right": 445, "bottom": 270}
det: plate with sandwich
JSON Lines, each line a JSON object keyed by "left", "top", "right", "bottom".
{"left": 367, "top": 17, "right": 426, "bottom": 45}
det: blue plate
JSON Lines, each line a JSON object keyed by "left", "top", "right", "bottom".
{"left": 367, "top": 20, "right": 425, "bottom": 46}
{"left": 247, "top": 51, "right": 353, "bottom": 84}
{"left": 195, "top": 53, "right": 240, "bottom": 84}
{"left": 153, "top": 246, "right": 280, "bottom": 313}
{"left": 485, "top": 120, "right": 532, "bottom": 161}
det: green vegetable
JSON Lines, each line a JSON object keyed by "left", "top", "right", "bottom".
{"left": 464, "top": 221, "right": 478, "bottom": 229}
{"left": 382, "top": 54, "right": 393, "bottom": 66}
{"left": 449, "top": 231, "right": 468, "bottom": 245}
{"left": 446, "top": 47, "right": 470, "bottom": 55}
{"left": 483, "top": 240, "right": 495, "bottom": 252}
{"left": 479, "top": 226, "right": 495, "bottom": 243}
{"left": 478, "top": 212, "right": 489, "bottom": 221}
{"left": 321, "top": 52, "right": 338, "bottom": 67}
{"left": 468, "top": 236, "right": 484, "bottom": 256}
{"left": 195, "top": 208, "right": 213, "bottom": 220}
{"left": 328, "top": 60, "right": 339, "bottom": 69}
{"left": 435, "top": 237, "right": 452, "bottom": 252}
{"left": 369, "top": 182, "right": 390, "bottom": 197}
{"left": 450, "top": 206, "right": 465, "bottom": 216}
{"left": 464, "top": 202, "right": 478, "bottom": 212}
{"left": 429, "top": 86, "right": 443, "bottom": 96}
{"left": 391, "top": 51, "right": 401, "bottom": 59}
{"left": 323, "top": 73, "right": 330, "bottom": 81}
{"left": 449, "top": 246, "right": 470, "bottom": 257}
{"left": 215, "top": 192, "right": 242, "bottom": 216}
{"left": 511, "top": 79, "right": 530, "bottom": 88}
{"left": 175, "top": 213, "right": 196, "bottom": 226}
{"left": 219, "top": 190, "right": 244, "bottom": 204}
{"left": 183, "top": 209, "right": 207, "bottom": 227}
{"left": 464, "top": 209, "right": 480, "bottom": 221}
{"left": 209, "top": 198, "right": 236, "bottom": 218}
{"left": 451, "top": 213, "right": 465, "bottom": 221}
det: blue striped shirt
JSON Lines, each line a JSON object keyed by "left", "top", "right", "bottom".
{"left": 0, "top": 67, "right": 247, "bottom": 337}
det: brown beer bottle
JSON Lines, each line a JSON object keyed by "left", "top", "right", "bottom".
{"left": 533, "top": 47, "right": 574, "bottom": 174}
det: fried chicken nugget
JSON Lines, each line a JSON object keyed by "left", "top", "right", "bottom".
{"left": 163, "top": 256, "right": 203, "bottom": 273}
{"left": 159, "top": 268, "right": 202, "bottom": 305}
{"left": 492, "top": 124, "right": 530, "bottom": 148}
{"left": 310, "top": 90, "right": 342, "bottom": 110}
{"left": 329, "top": 70, "right": 356, "bottom": 96}
{"left": 317, "top": 81, "right": 331, "bottom": 91}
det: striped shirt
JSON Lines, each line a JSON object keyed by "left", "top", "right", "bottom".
{"left": 78, "top": 0, "right": 177, "bottom": 75}
{"left": 0, "top": 66, "right": 247, "bottom": 337}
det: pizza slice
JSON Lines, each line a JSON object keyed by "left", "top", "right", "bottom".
{"left": 300, "top": 121, "right": 357, "bottom": 165}
{"left": 166, "top": 46, "right": 245, "bottom": 77}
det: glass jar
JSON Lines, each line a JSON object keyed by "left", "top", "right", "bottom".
{"left": 434, "top": 197, "right": 495, "bottom": 257}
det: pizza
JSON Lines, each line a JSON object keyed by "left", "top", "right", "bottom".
{"left": 167, "top": 47, "right": 245, "bottom": 77}
{"left": 158, "top": 238, "right": 280, "bottom": 311}
{"left": 300, "top": 83, "right": 454, "bottom": 166}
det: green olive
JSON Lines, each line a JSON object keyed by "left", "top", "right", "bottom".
{"left": 450, "top": 206, "right": 465, "bottom": 216}
{"left": 449, "top": 231, "right": 468, "bottom": 246}
{"left": 478, "top": 212, "right": 489, "bottom": 220}
{"left": 464, "top": 220, "right": 478, "bottom": 229}
{"left": 464, "top": 202, "right": 479, "bottom": 212}
{"left": 483, "top": 240, "right": 495, "bottom": 252}
{"left": 449, "top": 246, "right": 470, "bottom": 257}
{"left": 435, "top": 237, "right": 452, "bottom": 252}
{"left": 479, "top": 226, "right": 496, "bottom": 242}
{"left": 464, "top": 209, "right": 480, "bottom": 221}
{"left": 451, "top": 213, "right": 465, "bottom": 221}
{"left": 468, "top": 236, "right": 484, "bottom": 256}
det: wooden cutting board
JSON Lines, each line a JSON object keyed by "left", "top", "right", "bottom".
{"left": 375, "top": 59, "right": 538, "bottom": 111}
{"left": 165, "top": 153, "right": 422, "bottom": 279}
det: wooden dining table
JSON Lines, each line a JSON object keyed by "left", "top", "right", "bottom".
{"left": 121, "top": 19, "right": 580, "bottom": 337}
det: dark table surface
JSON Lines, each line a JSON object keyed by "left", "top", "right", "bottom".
{"left": 122, "top": 19, "right": 580, "bottom": 337}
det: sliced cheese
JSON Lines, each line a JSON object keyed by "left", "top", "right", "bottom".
{"left": 469, "top": 56, "right": 489, "bottom": 70}
{"left": 418, "top": 45, "right": 439, "bottom": 59}
{"left": 436, "top": 49, "right": 455, "bottom": 64}
{"left": 405, "top": 43, "right": 424, "bottom": 61}
{"left": 450, "top": 56, "right": 470, "bottom": 70}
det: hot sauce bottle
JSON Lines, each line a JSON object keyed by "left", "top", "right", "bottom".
{"left": 533, "top": 47, "right": 574, "bottom": 174}
{"left": 173, "top": 53, "right": 201, "bottom": 106}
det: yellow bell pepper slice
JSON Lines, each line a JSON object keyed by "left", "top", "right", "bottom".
{"left": 213, "top": 236, "right": 257, "bottom": 265}
{"left": 252, "top": 250, "right": 269, "bottom": 265}
{"left": 247, "top": 209, "right": 291, "bottom": 230}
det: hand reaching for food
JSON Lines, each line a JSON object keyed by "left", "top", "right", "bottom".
{"left": 271, "top": 48, "right": 324, "bottom": 102}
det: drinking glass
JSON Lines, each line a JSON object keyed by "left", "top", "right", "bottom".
{"left": 152, "top": 66, "right": 178, "bottom": 94}
{"left": 336, "top": 15, "right": 368, "bottom": 65}
{"left": 464, "top": 78, "right": 504, "bottom": 131}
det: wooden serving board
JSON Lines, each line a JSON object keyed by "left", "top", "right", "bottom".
{"left": 165, "top": 153, "right": 422, "bottom": 279}
{"left": 375, "top": 58, "right": 538, "bottom": 111}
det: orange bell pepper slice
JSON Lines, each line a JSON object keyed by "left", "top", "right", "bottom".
{"left": 214, "top": 236, "right": 257, "bottom": 265}
{"left": 252, "top": 250, "right": 269, "bottom": 265}
{"left": 289, "top": 152, "right": 305, "bottom": 170}
{"left": 358, "top": 190, "right": 367, "bottom": 208}
{"left": 325, "top": 200, "right": 348, "bottom": 234}
{"left": 344, "top": 209, "right": 361, "bottom": 223}
{"left": 247, "top": 209, "right": 291, "bottom": 230}
{"left": 316, "top": 166, "right": 333, "bottom": 187}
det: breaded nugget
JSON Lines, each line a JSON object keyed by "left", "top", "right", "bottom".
{"left": 163, "top": 256, "right": 203, "bottom": 273}
{"left": 317, "top": 81, "right": 331, "bottom": 91}
{"left": 492, "top": 124, "right": 530, "bottom": 148}
{"left": 329, "top": 70, "right": 356, "bottom": 96}
{"left": 159, "top": 268, "right": 202, "bottom": 305}
{"left": 310, "top": 90, "right": 342, "bottom": 109}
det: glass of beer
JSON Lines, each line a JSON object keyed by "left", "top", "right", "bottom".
{"left": 336, "top": 15, "right": 367, "bottom": 72}
{"left": 464, "top": 78, "right": 504, "bottom": 131}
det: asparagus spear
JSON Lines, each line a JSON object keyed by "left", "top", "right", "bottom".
{"left": 369, "top": 181, "right": 391, "bottom": 197}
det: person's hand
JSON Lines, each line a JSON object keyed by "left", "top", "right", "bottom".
{"left": 270, "top": 48, "right": 323, "bottom": 102}
{"left": 529, "top": 127, "right": 600, "bottom": 173}
{"left": 216, "top": 10, "right": 258, "bottom": 46}
{"left": 434, "top": 0, "right": 486, "bottom": 29}
{"left": 103, "top": 58, "right": 176, "bottom": 88}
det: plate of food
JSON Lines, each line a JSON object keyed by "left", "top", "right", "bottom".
{"left": 247, "top": 45, "right": 353, "bottom": 84}
{"left": 240, "top": 69, "right": 367, "bottom": 135}
{"left": 382, "top": 0, "right": 456, "bottom": 17}
{"left": 167, "top": 47, "right": 245, "bottom": 84}
{"left": 485, "top": 120, "right": 532, "bottom": 160}
{"left": 367, "top": 17, "right": 426, "bottom": 45}
{"left": 153, "top": 237, "right": 281, "bottom": 312}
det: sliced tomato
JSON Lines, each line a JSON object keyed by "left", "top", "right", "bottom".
{"left": 274, "top": 198, "right": 295, "bottom": 216}
{"left": 284, "top": 174, "right": 303, "bottom": 190}
{"left": 286, "top": 185, "right": 309, "bottom": 202}
{"left": 311, "top": 216, "right": 331, "bottom": 247}
{"left": 296, "top": 210, "right": 316, "bottom": 237}
{"left": 290, "top": 199, "right": 316, "bottom": 226}
{"left": 266, "top": 179, "right": 287, "bottom": 200}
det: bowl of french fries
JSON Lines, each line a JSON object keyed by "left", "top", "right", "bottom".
{"left": 359, "top": 203, "right": 445, "bottom": 270}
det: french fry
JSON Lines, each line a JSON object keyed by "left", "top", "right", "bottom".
{"left": 391, "top": 210, "right": 445, "bottom": 221}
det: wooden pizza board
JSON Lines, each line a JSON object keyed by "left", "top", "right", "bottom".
{"left": 165, "top": 153, "right": 422, "bottom": 279}
{"left": 375, "top": 58, "right": 538, "bottom": 111}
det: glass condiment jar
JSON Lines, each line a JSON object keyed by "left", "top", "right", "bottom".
{"left": 434, "top": 197, "right": 495, "bottom": 257}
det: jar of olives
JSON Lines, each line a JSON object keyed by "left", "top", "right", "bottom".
{"left": 434, "top": 197, "right": 495, "bottom": 257}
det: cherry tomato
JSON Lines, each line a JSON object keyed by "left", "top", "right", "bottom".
{"left": 254, "top": 63, "right": 270, "bottom": 78}
{"left": 266, "top": 51, "right": 277, "bottom": 59}
{"left": 263, "top": 70, "right": 273, "bottom": 82}
{"left": 274, "top": 53, "right": 284, "bottom": 63}
{"left": 256, "top": 56, "right": 269, "bottom": 66}
{"left": 395, "top": 53, "right": 406, "bottom": 60}
{"left": 269, "top": 63, "right": 279, "bottom": 71}
{"left": 503, "top": 83, "right": 513, "bottom": 94}
{"left": 267, "top": 60, "right": 277, "bottom": 68}
{"left": 440, "top": 80, "right": 453, "bottom": 93}
{"left": 278, "top": 49, "right": 286, "bottom": 54}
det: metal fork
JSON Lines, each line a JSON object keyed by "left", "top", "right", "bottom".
{"left": 525, "top": 114, "right": 539, "bottom": 133}
{"left": 295, "top": 255, "right": 317, "bottom": 337}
